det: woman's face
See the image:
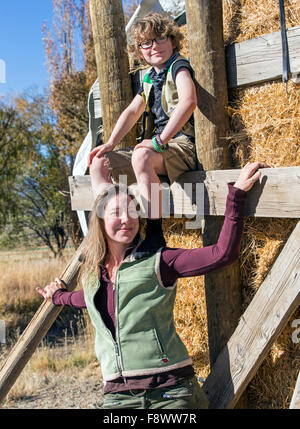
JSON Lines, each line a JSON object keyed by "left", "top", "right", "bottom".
{"left": 103, "top": 193, "right": 139, "bottom": 246}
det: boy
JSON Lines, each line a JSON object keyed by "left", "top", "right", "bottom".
{"left": 88, "top": 12, "right": 197, "bottom": 257}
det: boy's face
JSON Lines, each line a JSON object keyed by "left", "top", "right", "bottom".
{"left": 139, "top": 34, "right": 174, "bottom": 71}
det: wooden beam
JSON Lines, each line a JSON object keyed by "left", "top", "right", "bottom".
{"left": 226, "top": 26, "right": 300, "bottom": 88}
{"left": 185, "top": 0, "right": 231, "bottom": 170}
{"left": 68, "top": 166, "right": 300, "bottom": 218}
{"left": 290, "top": 371, "right": 300, "bottom": 409}
{"left": 89, "top": 0, "right": 135, "bottom": 148}
{"left": 203, "top": 220, "right": 300, "bottom": 409}
{"left": 0, "top": 246, "right": 82, "bottom": 403}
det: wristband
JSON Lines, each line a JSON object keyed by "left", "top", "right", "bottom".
{"left": 152, "top": 136, "right": 165, "bottom": 153}
{"left": 156, "top": 134, "right": 164, "bottom": 147}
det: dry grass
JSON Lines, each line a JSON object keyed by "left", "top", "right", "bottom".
{"left": 0, "top": 248, "right": 97, "bottom": 404}
{"left": 0, "top": 312, "right": 97, "bottom": 403}
{"left": 0, "top": 248, "right": 75, "bottom": 338}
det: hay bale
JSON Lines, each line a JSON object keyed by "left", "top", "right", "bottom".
{"left": 227, "top": 78, "right": 300, "bottom": 408}
{"left": 224, "top": 3, "right": 300, "bottom": 406}
{"left": 223, "top": 0, "right": 300, "bottom": 45}
{"left": 167, "top": 1, "right": 300, "bottom": 408}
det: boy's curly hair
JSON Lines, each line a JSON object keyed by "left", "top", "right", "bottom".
{"left": 128, "top": 12, "right": 184, "bottom": 66}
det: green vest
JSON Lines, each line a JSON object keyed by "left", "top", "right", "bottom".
{"left": 140, "top": 55, "right": 195, "bottom": 140}
{"left": 82, "top": 248, "right": 192, "bottom": 382}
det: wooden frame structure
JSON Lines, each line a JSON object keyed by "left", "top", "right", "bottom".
{"left": 69, "top": 167, "right": 300, "bottom": 218}
{"left": 0, "top": 0, "right": 299, "bottom": 408}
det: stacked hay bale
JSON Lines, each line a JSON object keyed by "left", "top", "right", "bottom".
{"left": 163, "top": 0, "right": 300, "bottom": 409}
{"left": 223, "top": 0, "right": 300, "bottom": 409}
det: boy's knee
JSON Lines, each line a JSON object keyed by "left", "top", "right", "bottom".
{"left": 89, "top": 155, "right": 110, "bottom": 175}
{"left": 131, "top": 147, "right": 153, "bottom": 172}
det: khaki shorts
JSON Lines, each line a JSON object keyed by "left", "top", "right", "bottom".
{"left": 103, "top": 135, "right": 197, "bottom": 185}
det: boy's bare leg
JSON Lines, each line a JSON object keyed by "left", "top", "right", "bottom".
{"left": 131, "top": 147, "right": 167, "bottom": 218}
{"left": 131, "top": 147, "right": 167, "bottom": 258}
{"left": 89, "top": 156, "right": 113, "bottom": 200}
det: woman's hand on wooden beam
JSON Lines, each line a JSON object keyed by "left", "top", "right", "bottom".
{"left": 36, "top": 278, "right": 66, "bottom": 301}
{"left": 233, "top": 161, "right": 270, "bottom": 192}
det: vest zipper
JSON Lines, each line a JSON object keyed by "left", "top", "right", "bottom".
{"left": 114, "top": 270, "right": 127, "bottom": 383}
{"left": 113, "top": 283, "right": 122, "bottom": 375}
{"left": 115, "top": 342, "right": 122, "bottom": 376}
{"left": 93, "top": 277, "right": 125, "bottom": 382}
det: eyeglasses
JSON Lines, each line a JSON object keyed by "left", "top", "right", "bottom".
{"left": 138, "top": 36, "right": 169, "bottom": 49}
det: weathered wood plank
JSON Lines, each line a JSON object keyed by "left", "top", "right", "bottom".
{"left": 203, "top": 220, "right": 300, "bottom": 409}
{"left": 226, "top": 26, "right": 300, "bottom": 88}
{"left": 290, "top": 371, "right": 300, "bottom": 409}
{"left": 68, "top": 166, "right": 300, "bottom": 218}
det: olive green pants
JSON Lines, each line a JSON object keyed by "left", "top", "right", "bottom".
{"left": 102, "top": 376, "right": 209, "bottom": 409}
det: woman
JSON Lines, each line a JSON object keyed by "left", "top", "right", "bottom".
{"left": 37, "top": 162, "right": 268, "bottom": 409}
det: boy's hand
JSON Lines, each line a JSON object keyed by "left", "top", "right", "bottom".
{"left": 36, "top": 278, "right": 66, "bottom": 301}
{"left": 88, "top": 142, "right": 114, "bottom": 167}
{"left": 233, "top": 161, "right": 270, "bottom": 192}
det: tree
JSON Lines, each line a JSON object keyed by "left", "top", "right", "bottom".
{"left": 14, "top": 139, "right": 70, "bottom": 258}
{"left": 42, "top": 0, "right": 96, "bottom": 246}
{"left": 0, "top": 94, "right": 72, "bottom": 257}
{"left": 43, "top": 0, "right": 93, "bottom": 164}
{"left": 0, "top": 100, "right": 35, "bottom": 229}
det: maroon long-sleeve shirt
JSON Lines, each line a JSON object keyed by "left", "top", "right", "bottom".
{"left": 52, "top": 184, "right": 246, "bottom": 393}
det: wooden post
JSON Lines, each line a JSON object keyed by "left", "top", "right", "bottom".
{"left": 89, "top": 0, "right": 136, "bottom": 149}
{"left": 185, "top": 0, "right": 231, "bottom": 170}
{"left": 0, "top": 247, "right": 82, "bottom": 403}
{"left": 185, "top": 0, "right": 246, "bottom": 407}
{"left": 290, "top": 371, "right": 300, "bottom": 409}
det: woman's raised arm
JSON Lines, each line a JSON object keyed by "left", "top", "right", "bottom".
{"left": 160, "top": 162, "right": 269, "bottom": 285}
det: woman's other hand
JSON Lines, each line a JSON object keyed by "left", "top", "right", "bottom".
{"left": 233, "top": 161, "right": 270, "bottom": 192}
{"left": 36, "top": 278, "right": 66, "bottom": 301}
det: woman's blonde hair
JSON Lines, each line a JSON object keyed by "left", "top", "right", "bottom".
{"left": 78, "top": 183, "right": 141, "bottom": 282}
{"left": 128, "top": 12, "right": 184, "bottom": 65}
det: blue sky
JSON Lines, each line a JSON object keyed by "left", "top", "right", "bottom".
{"left": 0, "top": 1, "right": 136, "bottom": 101}
{"left": 0, "top": 1, "right": 54, "bottom": 99}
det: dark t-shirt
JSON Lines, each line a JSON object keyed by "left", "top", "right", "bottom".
{"left": 138, "top": 59, "right": 195, "bottom": 137}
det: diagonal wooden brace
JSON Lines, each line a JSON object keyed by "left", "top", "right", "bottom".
{"left": 203, "top": 221, "right": 300, "bottom": 409}
{"left": 0, "top": 245, "right": 83, "bottom": 403}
